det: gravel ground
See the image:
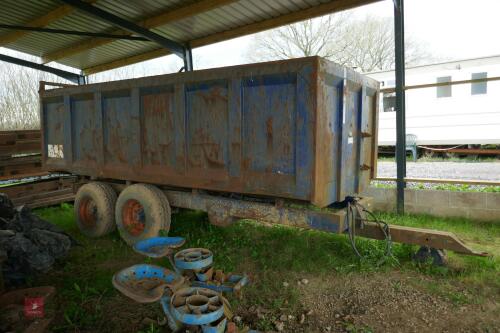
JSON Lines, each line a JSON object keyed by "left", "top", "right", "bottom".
{"left": 377, "top": 161, "right": 500, "bottom": 181}
{"left": 295, "top": 272, "right": 499, "bottom": 333}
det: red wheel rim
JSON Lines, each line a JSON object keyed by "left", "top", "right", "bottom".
{"left": 79, "top": 197, "right": 97, "bottom": 228}
{"left": 122, "top": 199, "right": 145, "bottom": 236}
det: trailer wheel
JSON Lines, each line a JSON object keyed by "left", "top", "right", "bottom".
{"left": 115, "top": 184, "right": 171, "bottom": 245}
{"left": 75, "top": 182, "right": 117, "bottom": 237}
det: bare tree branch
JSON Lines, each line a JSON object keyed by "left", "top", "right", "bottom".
{"left": 246, "top": 14, "right": 437, "bottom": 73}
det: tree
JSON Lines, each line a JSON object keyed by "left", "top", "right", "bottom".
{"left": 248, "top": 13, "right": 352, "bottom": 62}
{"left": 246, "top": 14, "right": 434, "bottom": 73}
{"left": 0, "top": 58, "right": 62, "bottom": 130}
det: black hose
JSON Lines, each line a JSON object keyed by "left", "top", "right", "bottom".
{"left": 345, "top": 198, "right": 393, "bottom": 261}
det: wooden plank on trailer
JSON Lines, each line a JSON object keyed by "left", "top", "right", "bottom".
{"left": 1, "top": 179, "right": 61, "bottom": 198}
{"left": 18, "top": 193, "right": 75, "bottom": 209}
{"left": 11, "top": 188, "right": 73, "bottom": 204}
{"left": 0, "top": 155, "right": 41, "bottom": 166}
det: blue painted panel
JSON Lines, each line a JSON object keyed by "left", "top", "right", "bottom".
{"left": 324, "top": 74, "right": 344, "bottom": 203}
{"left": 185, "top": 81, "right": 229, "bottom": 172}
{"left": 43, "top": 98, "right": 65, "bottom": 161}
{"left": 44, "top": 100, "right": 64, "bottom": 146}
{"left": 306, "top": 213, "right": 340, "bottom": 233}
{"left": 228, "top": 79, "right": 242, "bottom": 178}
{"left": 140, "top": 86, "right": 176, "bottom": 168}
{"left": 102, "top": 92, "right": 135, "bottom": 165}
{"left": 295, "top": 67, "right": 314, "bottom": 198}
{"left": 340, "top": 86, "right": 362, "bottom": 198}
{"left": 71, "top": 95, "right": 98, "bottom": 164}
{"left": 242, "top": 74, "right": 296, "bottom": 175}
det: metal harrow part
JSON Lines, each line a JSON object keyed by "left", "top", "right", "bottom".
{"left": 174, "top": 247, "right": 214, "bottom": 272}
{"left": 114, "top": 237, "right": 251, "bottom": 332}
{"left": 112, "top": 264, "right": 184, "bottom": 303}
{"left": 171, "top": 287, "right": 225, "bottom": 325}
{"left": 133, "top": 236, "right": 186, "bottom": 257}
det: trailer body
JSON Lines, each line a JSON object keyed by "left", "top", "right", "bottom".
{"left": 40, "top": 57, "right": 379, "bottom": 207}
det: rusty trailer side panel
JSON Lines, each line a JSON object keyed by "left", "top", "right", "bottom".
{"left": 40, "top": 57, "right": 379, "bottom": 207}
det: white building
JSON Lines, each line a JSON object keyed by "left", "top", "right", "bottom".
{"left": 367, "top": 55, "right": 500, "bottom": 146}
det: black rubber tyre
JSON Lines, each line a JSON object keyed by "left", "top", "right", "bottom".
{"left": 115, "top": 184, "right": 171, "bottom": 245}
{"left": 74, "top": 182, "right": 117, "bottom": 238}
{"left": 414, "top": 246, "right": 448, "bottom": 266}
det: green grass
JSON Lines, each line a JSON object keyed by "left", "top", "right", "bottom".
{"left": 35, "top": 203, "right": 142, "bottom": 331}
{"left": 33, "top": 204, "right": 499, "bottom": 331}
{"left": 374, "top": 212, "right": 500, "bottom": 304}
{"left": 433, "top": 183, "right": 500, "bottom": 193}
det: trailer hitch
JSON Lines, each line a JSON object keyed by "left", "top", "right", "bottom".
{"left": 356, "top": 221, "right": 489, "bottom": 257}
{"left": 341, "top": 197, "right": 488, "bottom": 259}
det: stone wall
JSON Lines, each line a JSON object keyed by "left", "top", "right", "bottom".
{"left": 362, "top": 187, "right": 500, "bottom": 222}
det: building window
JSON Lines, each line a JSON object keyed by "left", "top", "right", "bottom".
{"left": 383, "top": 92, "right": 396, "bottom": 112}
{"left": 436, "top": 76, "right": 452, "bottom": 98}
{"left": 471, "top": 72, "right": 487, "bottom": 95}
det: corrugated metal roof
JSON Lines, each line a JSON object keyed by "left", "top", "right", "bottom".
{"left": 0, "top": 0, "right": 381, "bottom": 74}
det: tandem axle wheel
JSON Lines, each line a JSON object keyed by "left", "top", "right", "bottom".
{"left": 75, "top": 182, "right": 171, "bottom": 245}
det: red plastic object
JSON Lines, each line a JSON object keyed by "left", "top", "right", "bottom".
{"left": 24, "top": 297, "right": 44, "bottom": 319}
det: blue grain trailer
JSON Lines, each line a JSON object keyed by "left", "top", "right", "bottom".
{"left": 39, "top": 57, "right": 485, "bottom": 257}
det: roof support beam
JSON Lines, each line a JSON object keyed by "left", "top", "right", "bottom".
{"left": 0, "top": 24, "right": 150, "bottom": 41}
{"left": 0, "top": 53, "right": 85, "bottom": 85}
{"left": 82, "top": 0, "right": 379, "bottom": 75}
{"left": 0, "top": 4, "right": 75, "bottom": 46}
{"left": 59, "top": 0, "right": 186, "bottom": 59}
{"left": 41, "top": 0, "right": 236, "bottom": 64}
{"left": 393, "top": 0, "right": 406, "bottom": 214}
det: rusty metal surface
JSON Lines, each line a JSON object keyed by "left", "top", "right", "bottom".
{"left": 98, "top": 179, "right": 485, "bottom": 256}
{"left": 112, "top": 264, "right": 183, "bottom": 303}
{"left": 164, "top": 188, "right": 347, "bottom": 234}
{"left": 41, "top": 57, "right": 379, "bottom": 207}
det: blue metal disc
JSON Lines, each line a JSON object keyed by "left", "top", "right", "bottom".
{"left": 174, "top": 248, "right": 213, "bottom": 271}
{"left": 133, "top": 236, "right": 186, "bottom": 258}
{"left": 170, "top": 287, "right": 224, "bottom": 326}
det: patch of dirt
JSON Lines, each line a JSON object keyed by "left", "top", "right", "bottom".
{"left": 98, "top": 295, "right": 165, "bottom": 332}
{"left": 292, "top": 271, "right": 499, "bottom": 333}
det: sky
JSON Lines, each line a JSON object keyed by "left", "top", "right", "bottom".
{"left": 2, "top": 0, "right": 500, "bottom": 78}
{"left": 190, "top": 0, "right": 500, "bottom": 70}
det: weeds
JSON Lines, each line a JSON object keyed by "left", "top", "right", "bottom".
{"left": 137, "top": 323, "right": 160, "bottom": 333}
{"left": 53, "top": 282, "right": 108, "bottom": 331}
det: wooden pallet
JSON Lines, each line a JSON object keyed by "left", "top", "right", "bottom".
{"left": 1, "top": 177, "right": 76, "bottom": 208}
{"left": 0, "top": 130, "right": 44, "bottom": 180}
